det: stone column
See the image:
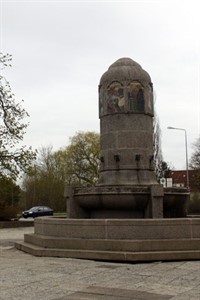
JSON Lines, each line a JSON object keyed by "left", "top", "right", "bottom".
{"left": 145, "top": 184, "right": 164, "bottom": 218}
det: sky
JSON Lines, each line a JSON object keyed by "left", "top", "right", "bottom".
{"left": 0, "top": 0, "right": 199, "bottom": 170}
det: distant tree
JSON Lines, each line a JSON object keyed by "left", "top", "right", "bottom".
{"left": 190, "top": 136, "right": 200, "bottom": 170}
{"left": 0, "top": 176, "right": 21, "bottom": 220}
{"left": 22, "top": 132, "right": 100, "bottom": 211}
{"left": 0, "top": 53, "right": 36, "bottom": 179}
{"left": 189, "top": 136, "right": 200, "bottom": 190}
{"left": 65, "top": 131, "right": 100, "bottom": 186}
{"left": 160, "top": 161, "right": 172, "bottom": 178}
{"left": 153, "top": 110, "right": 163, "bottom": 179}
{"left": 21, "top": 145, "right": 66, "bottom": 211}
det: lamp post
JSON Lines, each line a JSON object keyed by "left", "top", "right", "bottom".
{"left": 167, "top": 126, "right": 189, "bottom": 189}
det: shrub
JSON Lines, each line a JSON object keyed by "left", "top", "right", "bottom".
{"left": 0, "top": 206, "right": 19, "bottom": 221}
{"left": 188, "top": 192, "right": 200, "bottom": 214}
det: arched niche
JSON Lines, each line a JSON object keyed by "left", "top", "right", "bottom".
{"left": 127, "top": 81, "right": 144, "bottom": 113}
{"left": 105, "top": 81, "right": 125, "bottom": 114}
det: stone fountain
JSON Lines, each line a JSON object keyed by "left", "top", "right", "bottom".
{"left": 16, "top": 58, "right": 200, "bottom": 262}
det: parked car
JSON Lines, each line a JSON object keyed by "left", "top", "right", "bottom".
{"left": 22, "top": 206, "right": 54, "bottom": 219}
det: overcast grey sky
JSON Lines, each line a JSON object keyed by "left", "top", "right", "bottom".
{"left": 1, "top": 0, "right": 199, "bottom": 170}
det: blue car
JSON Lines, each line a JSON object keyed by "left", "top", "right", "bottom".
{"left": 22, "top": 206, "right": 54, "bottom": 218}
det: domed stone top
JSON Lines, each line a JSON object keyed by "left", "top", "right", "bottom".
{"left": 109, "top": 57, "right": 141, "bottom": 68}
{"left": 99, "top": 58, "right": 154, "bottom": 117}
{"left": 100, "top": 57, "right": 151, "bottom": 85}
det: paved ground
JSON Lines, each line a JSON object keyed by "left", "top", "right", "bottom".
{"left": 0, "top": 227, "right": 200, "bottom": 300}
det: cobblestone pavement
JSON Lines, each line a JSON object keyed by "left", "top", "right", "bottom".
{"left": 0, "top": 227, "right": 200, "bottom": 300}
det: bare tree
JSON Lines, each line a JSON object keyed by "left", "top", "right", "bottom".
{"left": 190, "top": 136, "right": 200, "bottom": 169}
{"left": 153, "top": 108, "right": 163, "bottom": 180}
{"left": 0, "top": 53, "right": 36, "bottom": 179}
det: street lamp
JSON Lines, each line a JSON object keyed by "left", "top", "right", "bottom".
{"left": 167, "top": 126, "right": 189, "bottom": 189}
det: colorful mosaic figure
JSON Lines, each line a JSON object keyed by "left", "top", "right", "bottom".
{"left": 106, "top": 82, "right": 124, "bottom": 114}
{"left": 128, "top": 82, "right": 144, "bottom": 112}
